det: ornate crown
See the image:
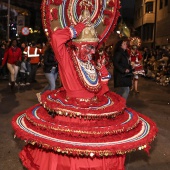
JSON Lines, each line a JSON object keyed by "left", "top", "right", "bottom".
{"left": 129, "top": 37, "right": 142, "bottom": 47}
{"left": 72, "top": 2, "right": 99, "bottom": 44}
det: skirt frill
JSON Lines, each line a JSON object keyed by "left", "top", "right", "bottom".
{"left": 20, "top": 145, "right": 125, "bottom": 170}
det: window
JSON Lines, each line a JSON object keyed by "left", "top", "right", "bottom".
{"left": 160, "top": 0, "right": 163, "bottom": 9}
{"left": 165, "top": 0, "right": 168, "bottom": 6}
{"left": 145, "top": 2, "right": 153, "bottom": 13}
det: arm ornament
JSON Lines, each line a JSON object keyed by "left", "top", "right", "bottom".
{"left": 69, "top": 26, "right": 77, "bottom": 39}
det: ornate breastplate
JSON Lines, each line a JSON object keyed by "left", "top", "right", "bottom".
{"left": 71, "top": 52, "right": 101, "bottom": 92}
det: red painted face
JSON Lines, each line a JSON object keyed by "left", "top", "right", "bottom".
{"left": 79, "top": 44, "right": 96, "bottom": 61}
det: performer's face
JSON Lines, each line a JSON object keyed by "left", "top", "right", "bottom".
{"left": 88, "top": 45, "right": 95, "bottom": 55}
{"left": 79, "top": 44, "right": 95, "bottom": 61}
{"left": 132, "top": 46, "right": 137, "bottom": 50}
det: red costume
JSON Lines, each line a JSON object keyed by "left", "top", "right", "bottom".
{"left": 11, "top": 1, "right": 157, "bottom": 170}
{"left": 51, "top": 23, "right": 110, "bottom": 99}
{"left": 128, "top": 49, "right": 142, "bottom": 62}
{"left": 128, "top": 48, "right": 145, "bottom": 74}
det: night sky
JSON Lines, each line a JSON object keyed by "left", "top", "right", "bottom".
{"left": 120, "top": 0, "right": 135, "bottom": 21}
{"left": 121, "top": 0, "right": 135, "bottom": 8}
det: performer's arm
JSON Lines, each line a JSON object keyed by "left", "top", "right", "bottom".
{"left": 138, "top": 51, "right": 143, "bottom": 64}
{"left": 51, "top": 23, "right": 85, "bottom": 60}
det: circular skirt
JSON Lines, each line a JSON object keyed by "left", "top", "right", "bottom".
{"left": 20, "top": 144, "right": 125, "bottom": 170}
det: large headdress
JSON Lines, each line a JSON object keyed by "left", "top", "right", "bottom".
{"left": 41, "top": 0, "right": 121, "bottom": 47}
{"left": 129, "top": 37, "right": 142, "bottom": 47}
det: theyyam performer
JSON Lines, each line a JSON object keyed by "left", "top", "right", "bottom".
{"left": 12, "top": 0, "right": 157, "bottom": 169}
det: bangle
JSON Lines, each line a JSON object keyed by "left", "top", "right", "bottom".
{"left": 69, "top": 26, "right": 77, "bottom": 39}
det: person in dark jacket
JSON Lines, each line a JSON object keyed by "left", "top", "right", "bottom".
{"left": 36, "top": 43, "right": 58, "bottom": 100}
{"left": 113, "top": 39, "right": 133, "bottom": 100}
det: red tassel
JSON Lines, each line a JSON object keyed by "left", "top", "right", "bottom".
{"left": 51, "top": 8, "right": 58, "bottom": 20}
{"left": 104, "top": 18, "right": 110, "bottom": 26}
{"left": 108, "top": 1, "right": 115, "bottom": 7}
{"left": 144, "top": 145, "right": 151, "bottom": 156}
{"left": 49, "top": 12, "right": 53, "bottom": 21}
{"left": 50, "top": 0, "right": 62, "bottom": 5}
{"left": 103, "top": 10, "right": 113, "bottom": 17}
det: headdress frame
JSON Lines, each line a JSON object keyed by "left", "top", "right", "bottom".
{"left": 41, "top": 0, "right": 121, "bottom": 48}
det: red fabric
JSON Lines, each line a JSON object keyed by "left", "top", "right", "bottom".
{"left": 73, "top": 22, "right": 86, "bottom": 36}
{"left": 21, "top": 104, "right": 140, "bottom": 140}
{"left": 51, "top": 24, "right": 96, "bottom": 99}
{"left": 96, "top": 84, "right": 109, "bottom": 96}
{"left": 12, "top": 108, "right": 158, "bottom": 157}
{"left": 95, "top": 52, "right": 111, "bottom": 70}
{"left": 128, "top": 49, "right": 144, "bottom": 74}
{"left": 26, "top": 106, "right": 138, "bottom": 136}
{"left": 20, "top": 145, "right": 125, "bottom": 170}
{"left": 99, "top": 66, "right": 109, "bottom": 77}
{"left": 128, "top": 49, "right": 142, "bottom": 62}
{"left": 2, "top": 47, "right": 22, "bottom": 66}
{"left": 39, "top": 90, "right": 126, "bottom": 116}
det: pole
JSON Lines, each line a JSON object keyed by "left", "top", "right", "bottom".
{"left": 153, "top": 0, "right": 157, "bottom": 48}
{"left": 141, "top": 0, "right": 144, "bottom": 41}
{"left": 7, "top": 0, "right": 10, "bottom": 40}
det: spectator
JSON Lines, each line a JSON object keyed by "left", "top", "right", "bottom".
{"left": 128, "top": 44, "right": 144, "bottom": 93}
{"left": 0, "top": 42, "right": 8, "bottom": 79}
{"left": 112, "top": 38, "right": 133, "bottom": 100}
{"left": 19, "top": 56, "right": 30, "bottom": 86}
{"left": 36, "top": 43, "right": 58, "bottom": 101}
{"left": 1, "top": 39, "right": 22, "bottom": 90}
{"left": 23, "top": 41, "right": 43, "bottom": 83}
{"left": 20, "top": 42, "right": 27, "bottom": 54}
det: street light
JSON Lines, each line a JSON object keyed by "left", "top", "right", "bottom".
{"left": 153, "top": 0, "right": 158, "bottom": 48}
{"left": 141, "top": 0, "right": 144, "bottom": 41}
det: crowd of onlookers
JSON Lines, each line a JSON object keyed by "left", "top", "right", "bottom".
{"left": 0, "top": 38, "right": 170, "bottom": 93}
{"left": 0, "top": 39, "right": 47, "bottom": 89}
{"left": 0, "top": 38, "right": 60, "bottom": 96}
{"left": 101, "top": 43, "right": 170, "bottom": 87}
{"left": 141, "top": 46, "right": 170, "bottom": 86}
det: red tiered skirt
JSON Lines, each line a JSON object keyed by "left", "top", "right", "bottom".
{"left": 20, "top": 145, "right": 125, "bottom": 170}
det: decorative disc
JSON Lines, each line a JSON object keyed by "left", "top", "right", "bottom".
{"left": 41, "top": 0, "right": 121, "bottom": 47}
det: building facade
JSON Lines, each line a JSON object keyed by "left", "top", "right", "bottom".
{"left": 134, "top": 0, "right": 170, "bottom": 48}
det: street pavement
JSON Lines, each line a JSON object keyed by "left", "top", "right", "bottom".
{"left": 0, "top": 67, "right": 170, "bottom": 170}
